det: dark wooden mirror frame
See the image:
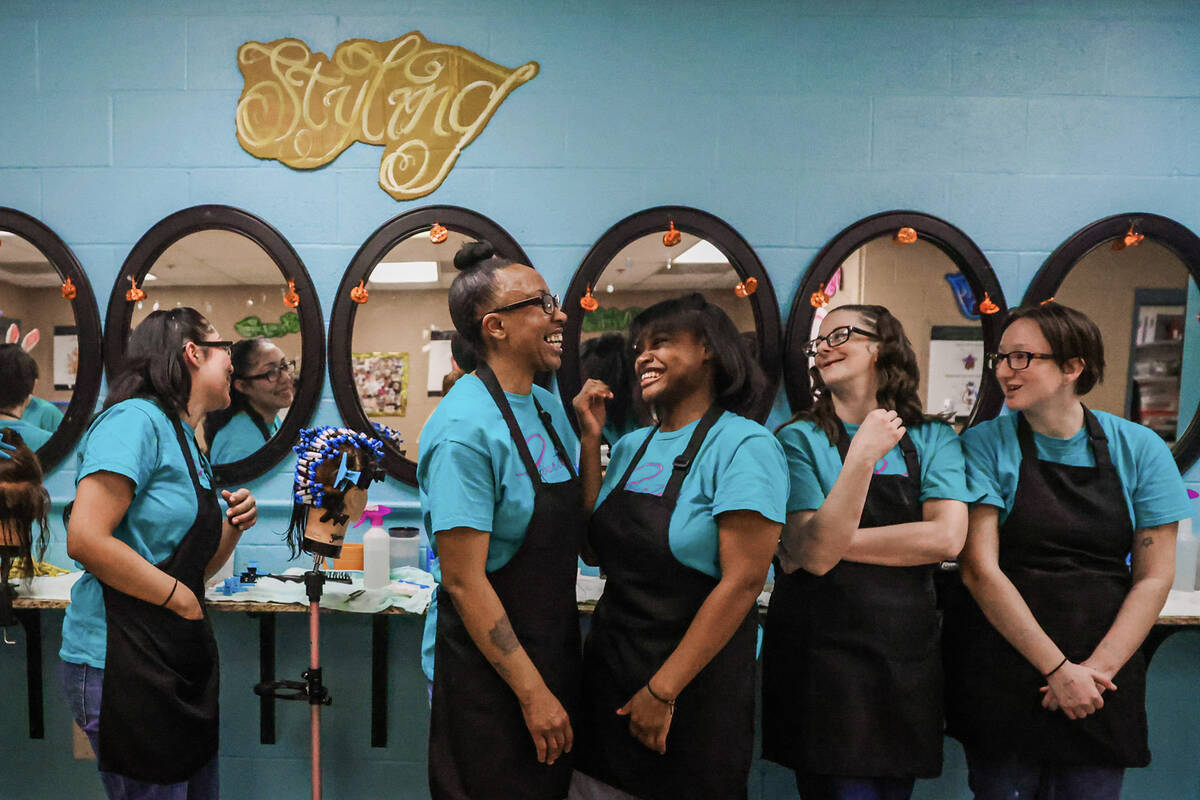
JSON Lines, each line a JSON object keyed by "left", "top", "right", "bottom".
{"left": 329, "top": 205, "right": 531, "bottom": 486}
{"left": 0, "top": 207, "right": 103, "bottom": 474}
{"left": 103, "top": 205, "right": 325, "bottom": 486}
{"left": 784, "top": 210, "right": 1007, "bottom": 428}
{"left": 1025, "top": 212, "right": 1200, "bottom": 472}
{"left": 559, "top": 206, "right": 782, "bottom": 425}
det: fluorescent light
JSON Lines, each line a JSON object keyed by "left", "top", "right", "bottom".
{"left": 0, "top": 231, "right": 16, "bottom": 237}
{"left": 144, "top": 273, "right": 158, "bottom": 281}
{"left": 673, "top": 240, "right": 728, "bottom": 264}
{"left": 370, "top": 261, "right": 439, "bottom": 284}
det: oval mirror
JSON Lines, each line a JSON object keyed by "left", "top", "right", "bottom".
{"left": 784, "top": 211, "right": 1007, "bottom": 430}
{"left": 329, "top": 206, "right": 531, "bottom": 485}
{"left": 560, "top": 206, "right": 781, "bottom": 430}
{"left": 104, "top": 206, "right": 324, "bottom": 486}
{"left": 0, "top": 208, "right": 102, "bottom": 473}
{"left": 1026, "top": 213, "right": 1200, "bottom": 471}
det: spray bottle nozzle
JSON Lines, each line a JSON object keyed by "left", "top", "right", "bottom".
{"left": 353, "top": 503, "right": 392, "bottom": 529}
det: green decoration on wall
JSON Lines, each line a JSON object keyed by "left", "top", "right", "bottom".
{"left": 581, "top": 307, "right": 643, "bottom": 333}
{"left": 234, "top": 312, "right": 300, "bottom": 339}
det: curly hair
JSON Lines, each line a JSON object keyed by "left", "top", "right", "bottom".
{"left": 0, "top": 428, "right": 51, "bottom": 577}
{"left": 783, "top": 304, "right": 936, "bottom": 445}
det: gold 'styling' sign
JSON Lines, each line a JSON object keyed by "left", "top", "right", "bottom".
{"left": 235, "top": 33, "right": 538, "bottom": 200}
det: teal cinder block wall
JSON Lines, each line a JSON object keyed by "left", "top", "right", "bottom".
{"left": 2, "top": 0, "right": 1199, "bottom": 797}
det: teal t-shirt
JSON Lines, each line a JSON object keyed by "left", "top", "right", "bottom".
{"left": 596, "top": 411, "right": 789, "bottom": 579}
{"left": 22, "top": 396, "right": 64, "bottom": 433}
{"left": 0, "top": 418, "right": 52, "bottom": 451}
{"left": 962, "top": 410, "right": 1192, "bottom": 530}
{"left": 209, "top": 410, "right": 280, "bottom": 463}
{"left": 417, "top": 373, "right": 580, "bottom": 572}
{"left": 60, "top": 398, "right": 213, "bottom": 669}
{"left": 776, "top": 417, "right": 974, "bottom": 514}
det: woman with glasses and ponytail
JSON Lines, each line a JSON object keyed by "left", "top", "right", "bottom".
{"left": 944, "top": 302, "right": 1191, "bottom": 800}
{"left": 59, "top": 307, "right": 258, "bottom": 799}
{"left": 762, "top": 304, "right": 973, "bottom": 800}
{"left": 205, "top": 337, "right": 295, "bottom": 463}
{"left": 418, "top": 240, "right": 582, "bottom": 800}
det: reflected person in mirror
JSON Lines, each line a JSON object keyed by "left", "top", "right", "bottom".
{"left": 59, "top": 307, "right": 258, "bottom": 799}
{"left": 945, "top": 302, "right": 1192, "bottom": 800}
{"left": 579, "top": 331, "right": 639, "bottom": 446}
{"left": 0, "top": 343, "right": 55, "bottom": 450}
{"left": 0, "top": 428, "right": 51, "bottom": 627}
{"left": 570, "top": 293, "right": 788, "bottom": 800}
{"left": 419, "top": 240, "right": 583, "bottom": 800}
{"left": 205, "top": 336, "right": 295, "bottom": 463}
{"left": 763, "top": 304, "right": 972, "bottom": 800}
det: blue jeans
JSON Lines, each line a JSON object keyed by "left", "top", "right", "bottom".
{"left": 60, "top": 660, "right": 219, "bottom": 800}
{"left": 965, "top": 748, "right": 1124, "bottom": 800}
{"left": 795, "top": 775, "right": 915, "bottom": 800}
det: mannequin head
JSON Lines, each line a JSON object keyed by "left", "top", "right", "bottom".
{"left": 0, "top": 428, "right": 50, "bottom": 583}
{"left": 282, "top": 426, "right": 396, "bottom": 559}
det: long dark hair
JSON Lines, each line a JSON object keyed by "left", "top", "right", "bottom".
{"left": 581, "top": 332, "right": 634, "bottom": 432}
{"left": 105, "top": 307, "right": 214, "bottom": 415}
{"left": 0, "top": 428, "right": 51, "bottom": 573}
{"left": 204, "top": 337, "right": 272, "bottom": 447}
{"left": 629, "top": 293, "right": 765, "bottom": 417}
{"left": 784, "top": 304, "right": 934, "bottom": 444}
{"left": 447, "top": 239, "right": 516, "bottom": 354}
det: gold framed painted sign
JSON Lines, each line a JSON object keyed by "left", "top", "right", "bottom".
{"left": 236, "top": 33, "right": 538, "bottom": 200}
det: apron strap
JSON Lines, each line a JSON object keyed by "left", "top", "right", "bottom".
{"left": 661, "top": 405, "right": 725, "bottom": 507}
{"left": 475, "top": 364, "right": 546, "bottom": 488}
{"left": 168, "top": 413, "right": 209, "bottom": 495}
{"left": 835, "top": 418, "right": 923, "bottom": 492}
{"left": 533, "top": 397, "right": 578, "bottom": 481}
{"left": 1017, "top": 407, "right": 1113, "bottom": 469}
{"left": 615, "top": 424, "right": 661, "bottom": 491}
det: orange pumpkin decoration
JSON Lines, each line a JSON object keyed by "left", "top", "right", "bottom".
{"left": 894, "top": 227, "right": 918, "bottom": 245}
{"left": 810, "top": 283, "right": 830, "bottom": 308}
{"left": 430, "top": 222, "right": 448, "bottom": 244}
{"left": 125, "top": 276, "right": 146, "bottom": 302}
{"left": 60, "top": 277, "right": 77, "bottom": 300}
{"left": 580, "top": 286, "right": 599, "bottom": 311}
{"left": 663, "top": 221, "right": 682, "bottom": 247}
{"left": 1123, "top": 224, "right": 1144, "bottom": 248}
{"left": 1039, "top": 296, "right": 1056, "bottom": 306}
{"left": 350, "top": 279, "right": 369, "bottom": 304}
{"left": 283, "top": 279, "right": 300, "bottom": 308}
{"left": 734, "top": 277, "right": 759, "bottom": 298}
{"left": 979, "top": 292, "right": 1000, "bottom": 315}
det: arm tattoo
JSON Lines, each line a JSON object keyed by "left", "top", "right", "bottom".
{"left": 488, "top": 615, "right": 520, "bottom": 655}
{"left": 1141, "top": 536, "right": 1154, "bottom": 550}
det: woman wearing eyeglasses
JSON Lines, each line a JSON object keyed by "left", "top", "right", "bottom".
{"left": 418, "top": 240, "right": 582, "bottom": 800}
{"left": 943, "top": 303, "right": 1191, "bottom": 800}
{"left": 59, "top": 308, "right": 258, "bottom": 799}
{"left": 762, "top": 304, "right": 972, "bottom": 800}
{"left": 204, "top": 337, "right": 295, "bottom": 463}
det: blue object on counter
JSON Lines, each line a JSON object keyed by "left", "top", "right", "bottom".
{"left": 419, "top": 544, "right": 429, "bottom": 572}
{"left": 221, "top": 576, "right": 251, "bottom": 595}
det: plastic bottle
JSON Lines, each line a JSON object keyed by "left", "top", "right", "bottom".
{"left": 356, "top": 504, "right": 392, "bottom": 590}
{"left": 388, "top": 527, "right": 421, "bottom": 571}
{"left": 1173, "top": 516, "right": 1198, "bottom": 591}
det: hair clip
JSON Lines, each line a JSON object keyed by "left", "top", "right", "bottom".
{"left": 0, "top": 439, "right": 16, "bottom": 459}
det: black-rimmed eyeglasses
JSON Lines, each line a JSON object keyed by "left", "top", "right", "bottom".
{"left": 193, "top": 340, "right": 233, "bottom": 357}
{"left": 485, "top": 291, "right": 561, "bottom": 317}
{"left": 241, "top": 359, "right": 297, "bottom": 383}
{"left": 803, "top": 325, "right": 879, "bottom": 357}
{"left": 984, "top": 351, "right": 1057, "bottom": 371}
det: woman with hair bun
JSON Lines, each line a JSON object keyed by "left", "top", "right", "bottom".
{"left": 570, "top": 292, "right": 788, "bottom": 800}
{"left": 944, "top": 302, "right": 1192, "bottom": 800}
{"left": 59, "top": 307, "right": 258, "bottom": 799}
{"left": 762, "top": 304, "right": 972, "bottom": 800}
{"left": 418, "top": 240, "right": 582, "bottom": 800}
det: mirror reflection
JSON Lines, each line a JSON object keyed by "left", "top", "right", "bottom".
{"left": 130, "top": 229, "right": 301, "bottom": 464}
{"left": 350, "top": 228, "right": 478, "bottom": 458}
{"left": 580, "top": 232, "right": 755, "bottom": 443}
{"left": 0, "top": 230, "right": 74, "bottom": 451}
{"left": 1054, "top": 239, "right": 1197, "bottom": 445}
{"left": 811, "top": 236, "right": 985, "bottom": 430}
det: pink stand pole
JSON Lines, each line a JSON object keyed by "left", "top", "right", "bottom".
{"left": 310, "top": 600, "right": 322, "bottom": 800}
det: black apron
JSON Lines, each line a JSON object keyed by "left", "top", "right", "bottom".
{"left": 762, "top": 423, "right": 943, "bottom": 779}
{"left": 577, "top": 406, "right": 758, "bottom": 800}
{"left": 98, "top": 414, "right": 223, "bottom": 784}
{"left": 428, "top": 365, "right": 583, "bottom": 800}
{"left": 944, "top": 409, "right": 1149, "bottom": 767}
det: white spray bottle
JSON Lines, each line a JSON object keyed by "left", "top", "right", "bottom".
{"left": 356, "top": 504, "right": 392, "bottom": 590}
